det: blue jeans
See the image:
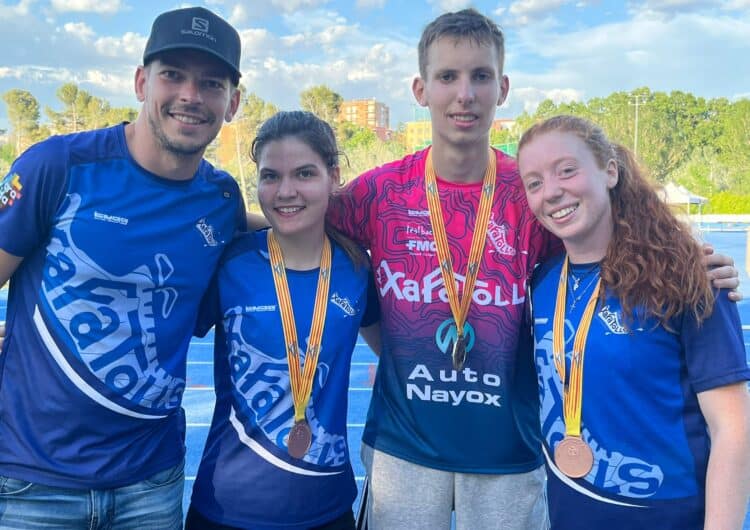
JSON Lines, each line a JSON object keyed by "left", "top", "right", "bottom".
{"left": 0, "top": 461, "right": 184, "bottom": 529}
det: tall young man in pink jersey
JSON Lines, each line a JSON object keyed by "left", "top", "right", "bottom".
{"left": 327, "top": 8, "right": 739, "bottom": 530}
{"left": 329, "top": 10, "right": 551, "bottom": 528}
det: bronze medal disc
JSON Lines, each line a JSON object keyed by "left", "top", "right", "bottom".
{"left": 554, "top": 436, "right": 594, "bottom": 478}
{"left": 287, "top": 420, "right": 312, "bottom": 459}
{"left": 452, "top": 336, "right": 467, "bottom": 370}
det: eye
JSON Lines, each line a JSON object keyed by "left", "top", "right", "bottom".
{"left": 473, "top": 71, "right": 492, "bottom": 81}
{"left": 524, "top": 178, "right": 542, "bottom": 192}
{"left": 160, "top": 69, "right": 182, "bottom": 81}
{"left": 297, "top": 168, "right": 316, "bottom": 179}
{"left": 560, "top": 166, "right": 577, "bottom": 178}
{"left": 203, "top": 79, "right": 226, "bottom": 91}
{"left": 438, "top": 72, "right": 456, "bottom": 82}
{"left": 259, "top": 171, "right": 278, "bottom": 182}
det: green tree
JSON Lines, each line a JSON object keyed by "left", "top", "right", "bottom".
{"left": 2, "top": 89, "right": 41, "bottom": 155}
{"left": 46, "top": 83, "right": 93, "bottom": 133}
{"left": 300, "top": 85, "right": 342, "bottom": 127}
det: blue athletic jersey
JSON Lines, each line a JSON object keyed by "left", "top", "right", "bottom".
{"left": 531, "top": 255, "right": 750, "bottom": 530}
{"left": 0, "top": 124, "right": 244, "bottom": 488}
{"left": 191, "top": 229, "right": 378, "bottom": 529}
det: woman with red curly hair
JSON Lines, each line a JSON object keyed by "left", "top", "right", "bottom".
{"left": 518, "top": 115, "right": 750, "bottom": 530}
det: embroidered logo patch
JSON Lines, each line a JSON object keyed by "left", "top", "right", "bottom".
{"left": 0, "top": 173, "right": 23, "bottom": 211}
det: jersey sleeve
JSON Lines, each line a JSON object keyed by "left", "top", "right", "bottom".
{"left": 0, "top": 137, "right": 68, "bottom": 257}
{"left": 194, "top": 269, "right": 221, "bottom": 337}
{"left": 681, "top": 290, "right": 750, "bottom": 393}
{"left": 327, "top": 172, "right": 376, "bottom": 249}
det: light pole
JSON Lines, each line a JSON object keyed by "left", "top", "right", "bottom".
{"left": 629, "top": 94, "right": 647, "bottom": 158}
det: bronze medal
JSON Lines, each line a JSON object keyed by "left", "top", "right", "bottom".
{"left": 554, "top": 435, "right": 594, "bottom": 478}
{"left": 452, "top": 335, "right": 467, "bottom": 370}
{"left": 287, "top": 420, "right": 312, "bottom": 459}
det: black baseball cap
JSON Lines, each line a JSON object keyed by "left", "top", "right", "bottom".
{"left": 143, "top": 6, "right": 242, "bottom": 84}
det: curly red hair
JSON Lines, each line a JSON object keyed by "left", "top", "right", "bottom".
{"left": 519, "top": 115, "right": 713, "bottom": 327}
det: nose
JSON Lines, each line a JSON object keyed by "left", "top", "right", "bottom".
{"left": 456, "top": 76, "right": 476, "bottom": 105}
{"left": 542, "top": 176, "right": 563, "bottom": 203}
{"left": 178, "top": 78, "right": 203, "bottom": 104}
{"left": 276, "top": 175, "right": 298, "bottom": 199}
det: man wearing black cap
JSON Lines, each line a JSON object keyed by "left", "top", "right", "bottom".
{"left": 0, "top": 6, "right": 244, "bottom": 528}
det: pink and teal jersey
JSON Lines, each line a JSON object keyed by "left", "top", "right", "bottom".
{"left": 329, "top": 147, "right": 558, "bottom": 473}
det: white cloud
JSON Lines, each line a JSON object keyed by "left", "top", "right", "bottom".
{"left": 428, "top": 0, "right": 473, "bottom": 10}
{"left": 51, "top": 0, "right": 123, "bottom": 14}
{"left": 63, "top": 21, "right": 95, "bottom": 41}
{"left": 508, "top": 0, "right": 571, "bottom": 25}
{"left": 229, "top": 3, "right": 248, "bottom": 25}
{"left": 270, "top": 0, "right": 330, "bottom": 13}
{"left": 507, "top": 10, "right": 750, "bottom": 115}
{"left": 508, "top": 86, "right": 583, "bottom": 113}
{"left": 1, "top": 0, "right": 35, "bottom": 16}
{"left": 94, "top": 32, "right": 145, "bottom": 60}
{"left": 239, "top": 28, "right": 277, "bottom": 59}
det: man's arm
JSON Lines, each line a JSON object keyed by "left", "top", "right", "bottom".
{"left": 0, "top": 249, "right": 23, "bottom": 288}
{"left": 359, "top": 323, "right": 381, "bottom": 357}
{"left": 0, "top": 249, "right": 23, "bottom": 350}
{"left": 246, "top": 212, "right": 269, "bottom": 231}
{"left": 699, "top": 381, "right": 750, "bottom": 530}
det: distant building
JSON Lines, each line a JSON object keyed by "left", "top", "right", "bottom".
{"left": 339, "top": 98, "right": 391, "bottom": 140}
{"left": 491, "top": 118, "right": 515, "bottom": 131}
{"left": 404, "top": 120, "right": 432, "bottom": 152}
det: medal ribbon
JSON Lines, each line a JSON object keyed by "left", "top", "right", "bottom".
{"left": 552, "top": 257, "right": 601, "bottom": 437}
{"left": 267, "top": 230, "right": 332, "bottom": 424}
{"left": 424, "top": 147, "right": 496, "bottom": 355}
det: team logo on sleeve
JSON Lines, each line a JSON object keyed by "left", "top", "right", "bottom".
{"left": 0, "top": 173, "right": 23, "bottom": 211}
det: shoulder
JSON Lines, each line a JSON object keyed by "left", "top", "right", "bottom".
{"left": 532, "top": 253, "right": 564, "bottom": 288}
{"left": 354, "top": 148, "right": 428, "bottom": 187}
{"left": 220, "top": 229, "right": 267, "bottom": 267}
{"left": 198, "top": 159, "right": 240, "bottom": 191}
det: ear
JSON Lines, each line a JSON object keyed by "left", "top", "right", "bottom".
{"left": 134, "top": 66, "right": 147, "bottom": 103}
{"left": 224, "top": 87, "right": 241, "bottom": 123}
{"left": 606, "top": 159, "right": 618, "bottom": 189}
{"left": 497, "top": 74, "right": 509, "bottom": 107}
{"left": 412, "top": 76, "right": 428, "bottom": 107}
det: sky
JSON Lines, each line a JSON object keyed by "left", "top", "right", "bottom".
{"left": 0, "top": 0, "right": 749, "bottom": 133}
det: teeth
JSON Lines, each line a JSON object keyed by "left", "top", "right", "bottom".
{"left": 551, "top": 205, "right": 577, "bottom": 219}
{"left": 278, "top": 207, "right": 302, "bottom": 214}
{"left": 453, "top": 115, "right": 475, "bottom": 122}
{"left": 173, "top": 115, "right": 202, "bottom": 124}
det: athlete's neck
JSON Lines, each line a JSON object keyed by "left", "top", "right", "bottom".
{"left": 125, "top": 121, "right": 203, "bottom": 181}
{"left": 273, "top": 228, "right": 327, "bottom": 271}
{"left": 429, "top": 137, "right": 491, "bottom": 184}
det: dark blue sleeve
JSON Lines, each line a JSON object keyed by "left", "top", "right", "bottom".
{"left": 194, "top": 270, "right": 220, "bottom": 338}
{"left": 360, "top": 267, "right": 380, "bottom": 328}
{"left": 0, "top": 137, "right": 68, "bottom": 257}
{"left": 681, "top": 290, "right": 750, "bottom": 393}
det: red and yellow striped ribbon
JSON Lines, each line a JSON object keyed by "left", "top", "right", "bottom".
{"left": 268, "top": 230, "right": 332, "bottom": 424}
{"left": 552, "top": 257, "right": 601, "bottom": 437}
{"left": 424, "top": 147, "right": 496, "bottom": 352}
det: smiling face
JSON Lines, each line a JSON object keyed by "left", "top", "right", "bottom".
{"left": 518, "top": 130, "right": 618, "bottom": 263}
{"left": 256, "top": 136, "right": 338, "bottom": 243}
{"left": 412, "top": 36, "right": 508, "bottom": 151}
{"left": 135, "top": 49, "right": 239, "bottom": 158}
